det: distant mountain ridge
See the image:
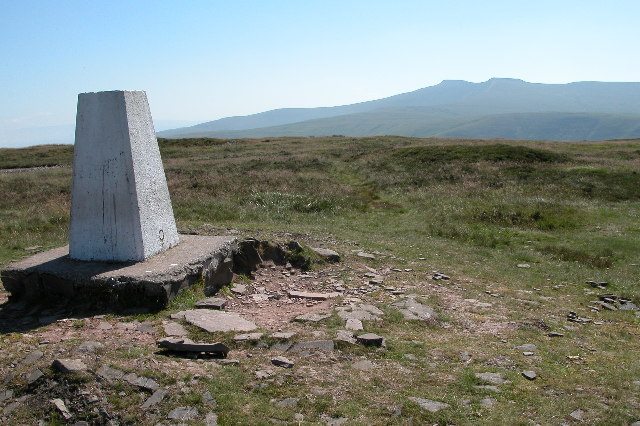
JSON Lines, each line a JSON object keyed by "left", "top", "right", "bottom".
{"left": 158, "top": 79, "right": 640, "bottom": 141}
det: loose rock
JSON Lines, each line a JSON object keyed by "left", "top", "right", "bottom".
{"left": 408, "top": 397, "right": 450, "bottom": 413}
{"left": 168, "top": 406, "right": 198, "bottom": 421}
{"left": 275, "top": 397, "right": 299, "bottom": 407}
{"left": 52, "top": 359, "right": 87, "bottom": 374}
{"left": 288, "top": 290, "right": 340, "bottom": 300}
{"left": 345, "top": 318, "right": 364, "bottom": 331}
{"left": 475, "top": 372, "right": 510, "bottom": 385}
{"left": 162, "top": 321, "right": 188, "bottom": 337}
{"left": 294, "top": 312, "right": 331, "bottom": 323}
{"left": 234, "top": 333, "right": 264, "bottom": 342}
{"left": 356, "top": 333, "right": 384, "bottom": 347}
{"left": 289, "top": 340, "right": 335, "bottom": 352}
{"left": 157, "top": 337, "right": 230, "bottom": 355}
{"left": 26, "top": 368, "right": 44, "bottom": 384}
{"left": 51, "top": 398, "right": 72, "bottom": 420}
{"left": 123, "top": 373, "right": 160, "bottom": 391}
{"left": 357, "top": 252, "right": 376, "bottom": 260}
{"left": 522, "top": 370, "right": 537, "bottom": 380}
{"left": 195, "top": 297, "right": 228, "bottom": 310}
{"left": 184, "top": 309, "right": 257, "bottom": 332}
{"left": 310, "top": 247, "right": 341, "bottom": 262}
{"left": 392, "top": 295, "right": 436, "bottom": 321}
{"left": 272, "top": 356, "right": 295, "bottom": 368}
{"left": 141, "top": 389, "right": 167, "bottom": 409}
{"left": 75, "top": 341, "right": 104, "bottom": 353}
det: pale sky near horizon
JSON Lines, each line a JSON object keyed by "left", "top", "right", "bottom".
{"left": 1, "top": 0, "right": 639, "bottom": 146}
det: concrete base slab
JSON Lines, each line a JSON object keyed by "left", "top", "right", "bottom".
{"left": 0, "top": 235, "right": 237, "bottom": 311}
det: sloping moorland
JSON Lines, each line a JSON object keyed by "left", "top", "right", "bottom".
{"left": 0, "top": 136, "right": 638, "bottom": 424}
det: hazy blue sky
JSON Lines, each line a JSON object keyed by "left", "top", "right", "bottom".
{"left": 1, "top": 0, "right": 639, "bottom": 146}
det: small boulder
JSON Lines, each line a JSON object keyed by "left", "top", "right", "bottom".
{"left": 356, "top": 333, "right": 384, "bottom": 347}
{"left": 272, "top": 356, "right": 295, "bottom": 368}
{"left": 52, "top": 359, "right": 87, "bottom": 374}
{"left": 310, "top": 247, "right": 341, "bottom": 262}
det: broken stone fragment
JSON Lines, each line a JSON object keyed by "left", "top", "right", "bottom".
{"left": 168, "top": 406, "right": 198, "bottom": 421}
{"left": 51, "top": 359, "right": 87, "bottom": 374}
{"left": 271, "top": 356, "right": 295, "bottom": 368}
{"left": 335, "top": 330, "right": 356, "bottom": 344}
{"left": 475, "top": 372, "right": 511, "bottom": 385}
{"left": 96, "top": 365, "right": 125, "bottom": 381}
{"left": 294, "top": 312, "right": 331, "bottom": 322}
{"left": 356, "top": 333, "right": 384, "bottom": 347}
{"left": 345, "top": 318, "right": 364, "bottom": 331}
{"left": 522, "top": 370, "right": 537, "bottom": 380}
{"left": 157, "top": 337, "right": 230, "bottom": 355}
{"left": 230, "top": 283, "right": 247, "bottom": 295}
{"left": 392, "top": 295, "right": 436, "bottom": 321}
{"left": 234, "top": 333, "right": 264, "bottom": 342}
{"left": 20, "top": 350, "right": 44, "bottom": 367}
{"left": 288, "top": 340, "right": 335, "bottom": 352}
{"left": 275, "top": 397, "right": 299, "bottom": 408}
{"left": 357, "top": 252, "right": 376, "bottom": 260}
{"left": 123, "top": 373, "right": 160, "bottom": 391}
{"left": 26, "top": 368, "right": 44, "bottom": 384}
{"left": 408, "top": 397, "right": 450, "bottom": 413}
{"left": 270, "top": 332, "right": 296, "bottom": 340}
{"left": 51, "top": 398, "right": 73, "bottom": 420}
{"left": 288, "top": 290, "right": 340, "bottom": 300}
{"left": 75, "top": 341, "right": 104, "bottom": 353}
{"left": 141, "top": 389, "right": 167, "bottom": 409}
{"left": 163, "top": 322, "right": 188, "bottom": 337}
{"left": 309, "top": 247, "right": 341, "bottom": 262}
{"left": 184, "top": 309, "right": 257, "bottom": 332}
{"left": 255, "top": 369, "right": 275, "bottom": 379}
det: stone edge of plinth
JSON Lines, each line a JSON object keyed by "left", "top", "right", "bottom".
{"left": 0, "top": 235, "right": 238, "bottom": 311}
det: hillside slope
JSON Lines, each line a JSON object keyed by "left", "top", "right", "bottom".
{"left": 158, "top": 79, "right": 640, "bottom": 140}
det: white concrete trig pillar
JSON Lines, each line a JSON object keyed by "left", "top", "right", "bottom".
{"left": 69, "top": 90, "right": 179, "bottom": 262}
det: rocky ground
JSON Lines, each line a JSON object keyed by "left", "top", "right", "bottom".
{"left": 0, "top": 245, "right": 638, "bottom": 425}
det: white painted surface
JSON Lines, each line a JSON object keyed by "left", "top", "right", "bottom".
{"left": 69, "top": 91, "right": 179, "bottom": 261}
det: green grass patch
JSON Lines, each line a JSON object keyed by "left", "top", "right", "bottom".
{"left": 391, "top": 144, "right": 569, "bottom": 165}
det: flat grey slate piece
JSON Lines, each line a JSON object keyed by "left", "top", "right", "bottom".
{"left": 288, "top": 290, "right": 341, "bottom": 300}
{"left": 195, "top": 297, "right": 228, "bottom": 310}
{"left": 408, "top": 397, "right": 450, "bottom": 413}
{"left": 163, "top": 322, "right": 188, "bottom": 337}
{"left": 1, "top": 235, "right": 237, "bottom": 310}
{"left": 168, "top": 406, "right": 198, "bottom": 421}
{"left": 52, "top": 359, "right": 87, "bottom": 373}
{"left": 356, "top": 333, "right": 384, "bottom": 347}
{"left": 294, "top": 312, "right": 331, "bottom": 322}
{"left": 141, "top": 389, "right": 168, "bottom": 409}
{"left": 309, "top": 247, "right": 340, "bottom": 262}
{"left": 184, "top": 309, "right": 257, "bottom": 332}
{"left": 392, "top": 295, "right": 436, "bottom": 321}
{"left": 288, "top": 340, "right": 335, "bottom": 352}
{"left": 272, "top": 356, "right": 295, "bottom": 368}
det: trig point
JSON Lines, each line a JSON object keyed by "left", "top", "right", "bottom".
{"left": 1, "top": 90, "right": 237, "bottom": 310}
{"left": 70, "top": 90, "right": 179, "bottom": 261}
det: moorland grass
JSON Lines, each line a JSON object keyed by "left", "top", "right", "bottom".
{"left": 0, "top": 136, "right": 639, "bottom": 424}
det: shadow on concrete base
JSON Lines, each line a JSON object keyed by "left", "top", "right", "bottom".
{"left": 1, "top": 235, "right": 237, "bottom": 312}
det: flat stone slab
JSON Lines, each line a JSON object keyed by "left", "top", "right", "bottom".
{"left": 1, "top": 235, "right": 237, "bottom": 310}
{"left": 184, "top": 309, "right": 257, "bottom": 332}
{"left": 392, "top": 295, "right": 436, "bottom": 321}
{"left": 294, "top": 312, "right": 331, "bottom": 322}
{"left": 157, "top": 337, "right": 230, "bottom": 355}
{"left": 408, "top": 397, "right": 450, "bottom": 413}
{"left": 195, "top": 297, "right": 228, "bottom": 310}
{"left": 52, "top": 359, "right": 87, "bottom": 374}
{"left": 288, "top": 290, "right": 340, "bottom": 300}
{"left": 288, "top": 340, "right": 335, "bottom": 352}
